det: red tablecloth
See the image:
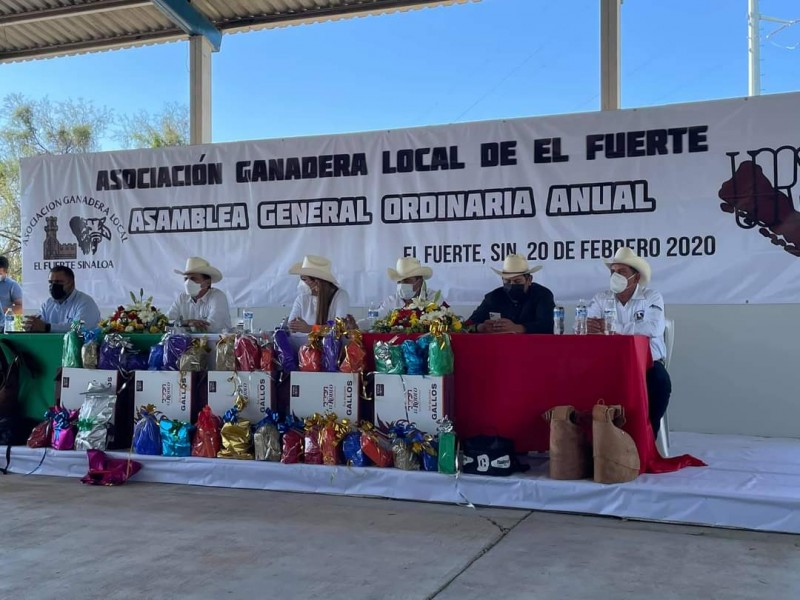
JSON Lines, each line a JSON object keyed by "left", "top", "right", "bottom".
{"left": 363, "top": 333, "right": 703, "bottom": 474}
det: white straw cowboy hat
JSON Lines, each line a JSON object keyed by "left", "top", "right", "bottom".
{"left": 387, "top": 257, "right": 433, "bottom": 282}
{"left": 174, "top": 257, "right": 222, "bottom": 283}
{"left": 289, "top": 255, "right": 339, "bottom": 286}
{"left": 604, "top": 247, "right": 651, "bottom": 286}
{"left": 491, "top": 254, "right": 543, "bottom": 278}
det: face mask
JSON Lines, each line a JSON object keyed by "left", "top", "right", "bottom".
{"left": 503, "top": 282, "right": 526, "bottom": 302}
{"left": 184, "top": 280, "right": 202, "bottom": 297}
{"left": 297, "top": 280, "right": 313, "bottom": 296}
{"left": 397, "top": 283, "right": 416, "bottom": 300}
{"left": 49, "top": 283, "right": 67, "bottom": 301}
{"left": 0, "top": 275, "right": 6, "bottom": 283}
{"left": 609, "top": 272, "right": 633, "bottom": 294}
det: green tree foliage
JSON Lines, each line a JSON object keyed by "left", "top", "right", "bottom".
{"left": 0, "top": 94, "right": 111, "bottom": 280}
{"left": 116, "top": 102, "right": 190, "bottom": 149}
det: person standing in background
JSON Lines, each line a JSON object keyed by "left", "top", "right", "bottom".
{"left": 0, "top": 256, "right": 23, "bottom": 314}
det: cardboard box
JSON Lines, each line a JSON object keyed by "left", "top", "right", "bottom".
{"left": 206, "top": 370, "right": 276, "bottom": 423}
{"left": 59, "top": 367, "right": 133, "bottom": 449}
{"left": 289, "top": 372, "right": 360, "bottom": 422}
{"left": 373, "top": 374, "right": 454, "bottom": 435}
{"left": 133, "top": 371, "right": 201, "bottom": 423}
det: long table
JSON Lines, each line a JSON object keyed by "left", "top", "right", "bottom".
{"left": 363, "top": 333, "right": 702, "bottom": 474}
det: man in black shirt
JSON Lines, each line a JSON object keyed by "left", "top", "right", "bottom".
{"left": 469, "top": 254, "right": 555, "bottom": 334}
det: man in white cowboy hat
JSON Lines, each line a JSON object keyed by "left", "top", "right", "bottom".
{"left": 586, "top": 247, "right": 671, "bottom": 436}
{"left": 166, "top": 257, "right": 232, "bottom": 333}
{"left": 469, "top": 254, "right": 555, "bottom": 334}
{"left": 376, "top": 257, "right": 441, "bottom": 318}
{"left": 287, "top": 255, "right": 351, "bottom": 333}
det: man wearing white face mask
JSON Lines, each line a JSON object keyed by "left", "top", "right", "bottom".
{"left": 166, "top": 257, "right": 232, "bottom": 333}
{"left": 586, "top": 247, "right": 671, "bottom": 437}
{"left": 376, "top": 257, "right": 440, "bottom": 318}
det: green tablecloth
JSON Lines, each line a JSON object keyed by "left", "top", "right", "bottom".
{"left": 3, "top": 333, "right": 162, "bottom": 419}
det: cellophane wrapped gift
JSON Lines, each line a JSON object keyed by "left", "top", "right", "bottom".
{"left": 81, "top": 450, "right": 142, "bottom": 486}
{"left": 215, "top": 334, "right": 236, "bottom": 371}
{"left": 133, "top": 405, "right": 162, "bottom": 455}
{"left": 235, "top": 334, "right": 260, "bottom": 372}
{"left": 259, "top": 333, "right": 274, "bottom": 372}
{"left": 374, "top": 340, "right": 405, "bottom": 374}
{"left": 217, "top": 395, "right": 253, "bottom": 459}
{"left": 179, "top": 337, "right": 210, "bottom": 372}
{"left": 74, "top": 382, "right": 117, "bottom": 451}
{"left": 339, "top": 331, "right": 366, "bottom": 374}
{"left": 147, "top": 344, "right": 164, "bottom": 370}
{"left": 27, "top": 407, "right": 57, "bottom": 448}
{"left": 342, "top": 430, "right": 372, "bottom": 467}
{"left": 121, "top": 347, "right": 148, "bottom": 371}
{"left": 437, "top": 417, "right": 457, "bottom": 475}
{"left": 279, "top": 415, "right": 304, "bottom": 464}
{"left": 252, "top": 409, "right": 281, "bottom": 461}
{"left": 51, "top": 407, "right": 78, "bottom": 450}
{"left": 99, "top": 333, "right": 132, "bottom": 370}
{"left": 273, "top": 329, "right": 298, "bottom": 372}
{"left": 159, "top": 418, "right": 194, "bottom": 457}
{"left": 321, "top": 320, "right": 345, "bottom": 372}
{"left": 62, "top": 320, "right": 83, "bottom": 368}
{"left": 409, "top": 428, "right": 438, "bottom": 472}
{"left": 192, "top": 405, "right": 222, "bottom": 458}
{"left": 81, "top": 328, "right": 102, "bottom": 369}
{"left": 298, "top": 329, "right": 322, "bottom": 372}
{"left": 303, "top": 414, "right": 324, "bottom": 464}
{"left": 401, "top": 339, "right": 426, "bottom": 376}
{"left": 162, "top": 333, "right": 192, "bottom": 371}
{"left": 389, "top": 421, "right": 420, "bottom": 471}
{"left": 427, "top": 322, "right": 454, "bottom": 376}
{"left": 359, "top": 422, "right": 393, "bottom": 468}
{"left": 320, "top": 414, "right": 348, "bottom": 466}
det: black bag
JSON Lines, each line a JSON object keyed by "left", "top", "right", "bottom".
{"left": 461, "top": 435, "right": 530, "bottom": 477}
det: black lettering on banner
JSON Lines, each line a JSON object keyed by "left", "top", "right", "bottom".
{"left": 128, "top": 203, "right": 249, "bottom": 234}
{"left": 666, "top": 235, "right": 716, "bottom": 256}
{"left": 235, "top": 153, "right": 368, "bottom": 182}
{"left": 585, "top": 125, "right": 709, "bottom": 160}
{"left": 382, "top": 188, "right": 535, "bottom": 224}
{"left": 96, "top": 162, "right": 223, "bottom": 191}
{"left": 579, "top": 238, "right": 662, "bottom": 259}
{"left": 423, "top": 244, "right": 483, "bottom": 264}
{"left": 480, "top": 141, "right": 517, "bottom": 167}
{"left": 403, "top": 246, "right": 417, "bottom": 258}
{"left": 546, "top": 181, "right": 655, "bottom": 216}
{"left": 527, "top": 241, "right": 549, "bottom": 260}
{"left": 258, "top": 198, "right": 372, "bottom": 229}
{"left": 382, "top": 146, "right": 465, "bottom": 173}
{"left": 489, "top": 243, "right": 517, "bottom": 261}
{"left": 533, "top": 138, "right": 569, "bottom": 163}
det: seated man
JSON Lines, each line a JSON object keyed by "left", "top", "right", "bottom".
{"left": 167, "top": 257, "right": 232, "bottom": 333}
{"left": 469, "top": 254, "right": 554, "bottom": 334}
{"left": 377, "top": 257, "right": 441, "bottom": 317}
{"left": 586, "top": 247, "right": 671, "bottom": 436}
{"left": 26, "top": 265, "right": 101, "bottom": 332}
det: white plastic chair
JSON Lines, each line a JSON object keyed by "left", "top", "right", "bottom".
{"left": 655, "top": 318, "right": 674, "bottom": 457}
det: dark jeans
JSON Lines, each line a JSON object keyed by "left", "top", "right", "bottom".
{"left": 646, "top": 361, "right": 672, "bottom": 436}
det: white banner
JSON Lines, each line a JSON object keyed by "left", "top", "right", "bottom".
{"left": 21, "top": 92, "right": 800, "bottom": 310}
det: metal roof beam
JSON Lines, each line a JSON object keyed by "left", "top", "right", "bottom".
{"left": 0, "top": 0, "right": 151, "bottom": 26}
{"left": 150, "top": 0, "right": 222, "bottom": 51}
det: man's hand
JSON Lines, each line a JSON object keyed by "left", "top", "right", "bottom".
{"left": 24, "top": 316, "right": 47, "bottom": 333}
{"left": 479, "top": 318, "right": 523, "bottom": 334}
{"left": 587, "top": 317, "right": 605, "bottom": 334}
{"left": 289, "top": 317, "right": 312, "bottom": 333}
{"left": 185, "top": 319, "right": 210, "bottom": 332}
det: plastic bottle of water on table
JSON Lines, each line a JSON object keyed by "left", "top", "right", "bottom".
{"left": 4, "top": 308, "right": 15, "bottom": 333}
{"left": 603, "top": 299, "right": 616, "bottom": 335}
{"left": 574, "top": 299, "right": 588, "bottom": 335}
{"left": 553, "top": 305, "right": 565, "bottom": 335}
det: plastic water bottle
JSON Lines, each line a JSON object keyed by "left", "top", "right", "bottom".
{"left": 4, "top": 308, "right": 14, "bottom": 333}
{"left": 574, "top": 299, "right": 588, "bottom": 335}
{"left": 603, "top": 300, "right": 616, "bottom": 336}
{"left": 553, "top": 305, "right": 565, "bottom": 335}
{"left": 243, "top": 310, "right": 254, "bottom": 333}
{"left": 367, "top": 303, "right": 380, "bottom": 321}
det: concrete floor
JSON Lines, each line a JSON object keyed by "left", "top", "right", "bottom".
{"left": 2, "top": 476, "right": 799, "bottom": 600}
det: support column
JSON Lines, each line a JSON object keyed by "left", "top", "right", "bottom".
{"left": 190, "top": 35, "right": 212, "bottom": 144}
{"left": 748, "top": 0, "right": 761, "bottom": 96}
{"left": 600, "top": 0, "right": 621, "bottom": 111}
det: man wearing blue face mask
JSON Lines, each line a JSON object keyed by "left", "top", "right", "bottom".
{"left": 469, "top": 254, "right": 555, "bottom": 334}
{"left": 25, "top": 265, "right": 100, "bottom": 333}
{"left": 166, "top": 257, "right": 232, "bottom": 333}
{"left": 376, "top": 257, "right": 441, "bottom": 318}
{"left": 586, "top": 247, "right": 671, "bottom": 436}
{"left": 0, "top": 256, "right": 23, "bottom": 315}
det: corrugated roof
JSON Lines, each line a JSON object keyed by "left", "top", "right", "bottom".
{"left": 0, "top": 0, "right": 475, "bottom": 63}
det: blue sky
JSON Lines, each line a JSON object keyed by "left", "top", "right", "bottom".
{"left": 1, "top": 0, "right": 798, "bottom": 147}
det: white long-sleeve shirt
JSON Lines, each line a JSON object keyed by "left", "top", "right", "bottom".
{"left": 587, "top": 286, "right": 667, "bottom": 361}
{"left": 288, "top": 288, "right": 350, "bottom": 325}
{"left": 376, "top": 288, "right": 443, "bottom": 318}
{"left": 166, "top": 287, "right": 232, "bottom": 333}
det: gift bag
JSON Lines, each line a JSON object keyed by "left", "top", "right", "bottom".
{"left": 27, "top": 408, "right": 56, "bottom": 448}
{"left": 50, "top": 407, "right": 78, "bottom": 451}
{"left": 81, "top": 450, "right": 142, "bottom": 486}
{"left": 74, "top": 382, "right": 117, "bottom": 451}
{"left": 133, "top": 405, "right": 162, "bottom": 455}
{"left": 303, "top": 414, "right": 324, "bottom": 465}
{"left": 437, "top": 418, "right": 457, "bottom": 475}
{"left": 62, "top": 321, "right": 83, "bottom": 368}
{"left": 160, "top": 419, "right": 194, "bottom": 457}
{"left": 192, "top": 405, "right": 222, "bottom": 458}
{"left": 359, "top": 423, "right": 393, "bottom": 468}
{"left": 215, "top": 334, "right": 236, "bottom": 371}
{"left": 235, "top": 335, "right": 260, "bottom": 372}
{"left": 252, "top": 410, "right": 281, "bottom": 462}
{"left": 339, "top": 331, "right": 366, "bottom": 374}
{"left": 217, "top": 395, "right": 253, "bottom": 459}
{"left": 273, "top": 329, "right": 298, "bottom": 373}
{"left": 162, "top": 333, "right": 192, "bottom": 371}
{"left": 81, "top": 328, "right": 102, "bottom": 370}
{"left": 279, "top": 415, "right": 304, "bottom": 464}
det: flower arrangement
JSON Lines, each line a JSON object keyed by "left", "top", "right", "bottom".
{"left": 371, "top": 293, "right": 464, "bottom": 334}
{"left": 99, "top": 289, "right": 170, "bottom": 334}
